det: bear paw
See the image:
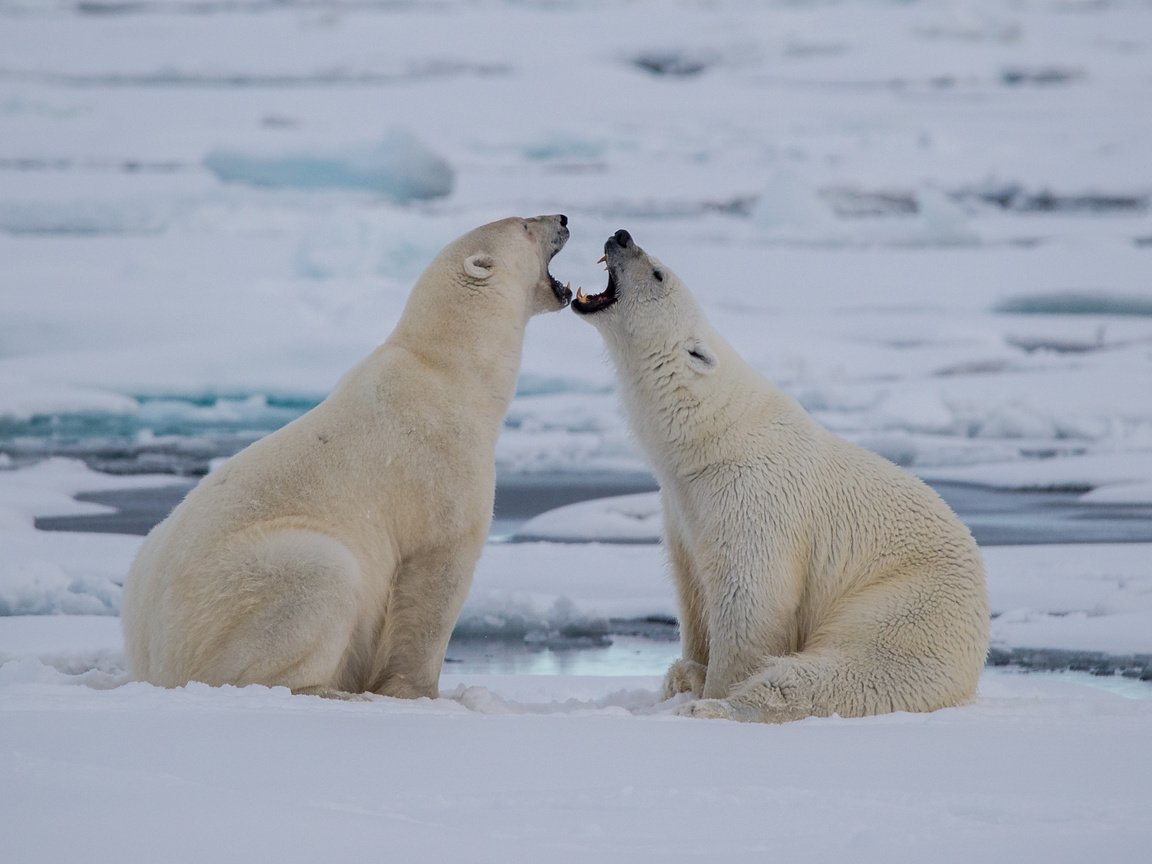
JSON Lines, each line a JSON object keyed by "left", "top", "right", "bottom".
{"left": 294, "top": 686, "right": 375, "bottom": 702}
{"left": 677, "top": 697, "right": 764, "bottom": 723}
{"left": 662, "top": 658, "right": 707, "bottom": 699}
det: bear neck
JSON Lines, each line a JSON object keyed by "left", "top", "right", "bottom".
{"left": 387, "top": 273, "right": 529, "bottom": 411}
{"left": 604, "top": 314, "right": 790, "bottom": 476}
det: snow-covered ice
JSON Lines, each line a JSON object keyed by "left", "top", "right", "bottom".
{"left": 3, "top": 0, "right": 1152, "bottom": 858}
{"left": 515, "top": 492, "right": 664, "bottom": 544}
{"left": 2, "top": 623, "right": 1151, "bottom": 864}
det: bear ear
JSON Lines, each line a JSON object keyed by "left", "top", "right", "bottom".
{"left": 685, "top": 338, "right": 717, "bottom": 374}
{"left": 464, "top": 252, "right": 495, "bottom": 281}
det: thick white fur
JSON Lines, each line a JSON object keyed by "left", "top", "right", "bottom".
{"left": 577, "top": 231, "right": 989, "bottom": 723}
{"left": 121, "top": 215, "right": 570, "bottom": 696}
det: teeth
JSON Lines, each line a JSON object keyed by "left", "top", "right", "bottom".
{"left": 576, "top": 287, "right": 587, "bottom": 302}
{"left": 596, "top": 255, "right": 607, "bottom": 264}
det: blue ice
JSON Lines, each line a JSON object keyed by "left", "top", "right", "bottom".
{"left": 203, "top": 132, "right": 454, "bottom": 200}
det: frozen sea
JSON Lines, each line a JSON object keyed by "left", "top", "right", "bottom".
{"left": 2, "top": 1, "right": 1152, "bottom": 861}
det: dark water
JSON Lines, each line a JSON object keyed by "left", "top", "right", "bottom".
{"left": 930, "top": 482, "right": 1152, "bottom": 546}
{"left": 34, "top": 473, "right": 1152, "bottom": 547}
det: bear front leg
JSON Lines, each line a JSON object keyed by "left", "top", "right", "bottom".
{"left": 699, "top": 593, "right": 772, "bottom": 700}
{"left": 679, "top": 658, "right": 818, "bottom": 723}
{"left": 698, "top": 556, "right": 800, "bottom": 700}
{"left": 663, "top": 658, "right": 707, "bottom": 699}
{"left": 370, "top": 539, "right": 483, "bottom": 699}
{"left": 662, "top": 503, "right": 710, "bottom": 699}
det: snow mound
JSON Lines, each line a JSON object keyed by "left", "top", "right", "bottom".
{"left": 1080, "top": 481, "right": 1152, "bottom": 505}
{"left": 0, "top": 523, "right": 141, "bottom": 617}
{"left": 0, "top": 458, "right": 174, "bottom": 527}
{"left": 514, "top": 492, "right": 662, "bottom": 544}
{"left": 203, "top": 132, "right": 454, "bottom": 200}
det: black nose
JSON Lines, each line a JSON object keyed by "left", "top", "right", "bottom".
{"left": 558, "top": 214, "right": 568, "bottom": 227}
{"left": 613, "top": 229, "right": 632, "bottom": 248}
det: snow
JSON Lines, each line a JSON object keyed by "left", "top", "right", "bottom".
{"left": 1, "top": 643, "right": 1151, "bottom": 863}
{"left": 1081, "top": 481, "right": 1152, "bottom": 505}
{"left": 985, "top": 544, "right": 1152, "bottom": 656}
{"left": 4, "top": 483, "right": 1152, "bottom": 857}
{"left": 923, "top": 452, "right": 1152, "bottom": 503}
{"left": 3, "top": 0, "right": 1152, "bottom": 857}
{"left": 0, "top": 458, "right": 177, "bottom": 527}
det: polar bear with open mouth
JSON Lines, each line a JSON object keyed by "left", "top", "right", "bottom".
{"left": 573, "top": 229, "right": 988, "bottom": 722}
{"left": 122, "top": 215, "right": 572, "bottom": 697}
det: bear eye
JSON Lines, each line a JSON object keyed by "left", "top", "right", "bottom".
{"left": 653, "top": 270, "right": 664, "bottom": 282}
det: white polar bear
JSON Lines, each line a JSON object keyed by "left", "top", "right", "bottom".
{"left": 122, "top": 215, "right": 572, "bottom": 697}
{"left": 573, "top": 229, "right": 989, "bottom": 723}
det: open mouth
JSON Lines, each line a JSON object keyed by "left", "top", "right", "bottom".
{"left": 571, "top": 257, "right": 618, "bottom": 315}
{"left": 547, "top": 234, "right": 572, "bottom": 306}
{"left": 549, "top": 272, "right": 573, "bottom": 306}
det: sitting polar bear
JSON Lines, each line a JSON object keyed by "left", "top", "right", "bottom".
{"left": 573, "top": 229, "right": 989, "bottom": 723}
{"left": 122, "top": 215, "right": 572, "bottom": 697}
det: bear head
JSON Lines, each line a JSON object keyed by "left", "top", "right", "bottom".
{"left": 571, "top": 228, "right": 718, "bottom": 376}
{"left": 450, "top": 214, "right": 572, "bottom": 319}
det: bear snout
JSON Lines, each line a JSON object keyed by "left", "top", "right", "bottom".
{"left": 613, "top": 229, "right": 633, "bottom": 249}
{"left": 552, "top": 219, "right": 570, "bottom": 254}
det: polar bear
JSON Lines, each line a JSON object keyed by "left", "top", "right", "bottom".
{"left": 573, "top": 229, "right": 989, "bottom": 722}
{"left": 122, "top": 215, "right": 572, "bottom": 697}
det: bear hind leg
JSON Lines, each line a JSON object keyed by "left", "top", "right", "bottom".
{"left": 178, "top": 529, "right": 368, "bottom": 692}
{"left": 679, "top": 651, "right": 911, "bottom": 723}
{"left": 680, "top": 572, "right": 987, "bottom": 723}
